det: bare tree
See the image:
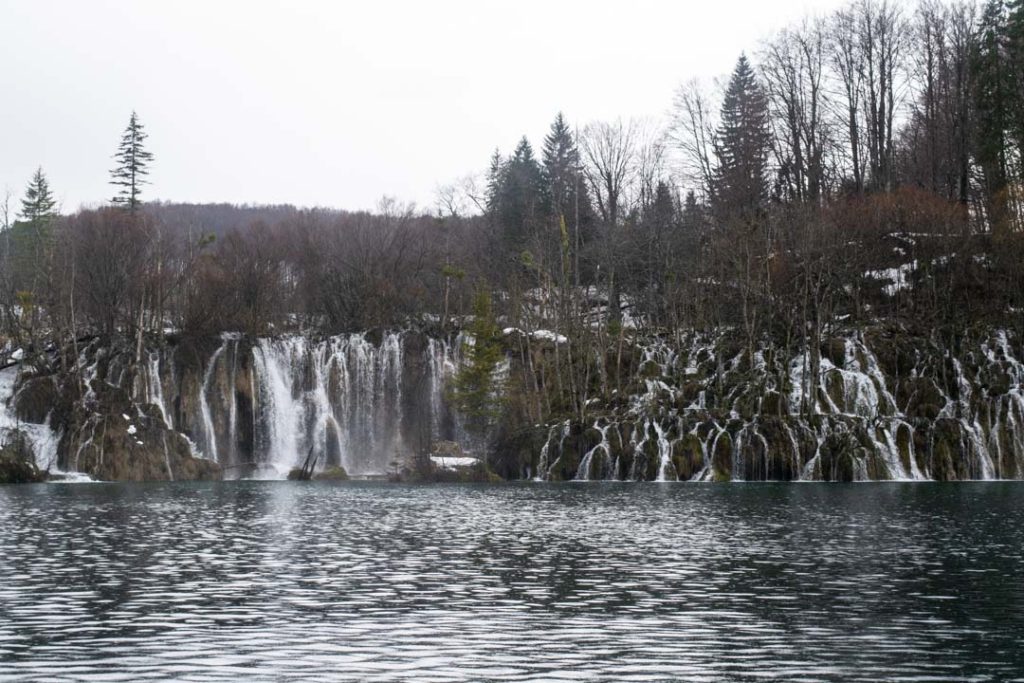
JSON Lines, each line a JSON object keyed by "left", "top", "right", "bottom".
{"left": 762, "top": 19, "right": 832, "bottom": 202}
{"left": 581, "top": 118, "right": 638, "bottom": 328}
{"left": 858, "top": 0, "right": 909, "bottom": 191}
{"left": 830, "top": 5, "right": 867, "bottom": 193}
{"left": 670, "top": 80, "right": 719, "bottom": 197}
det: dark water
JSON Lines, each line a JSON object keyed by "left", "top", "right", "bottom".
{"left": 1, "top": 482, "right": 1023, "bottom": 682}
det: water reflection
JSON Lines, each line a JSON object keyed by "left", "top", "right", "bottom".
{"left": 1, "top": 482, "right": 1022, "bottom": 681}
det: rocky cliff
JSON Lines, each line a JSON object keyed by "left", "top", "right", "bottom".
{"left": 521, "top": 325, "right": 1024, "bottom": 482}
{"left": 2, "top": 325, "right": 1021, "bottom": 482}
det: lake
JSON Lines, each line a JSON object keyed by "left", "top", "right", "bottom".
{"left": 1, "top": 481, "right": 1022, "bottom": 682}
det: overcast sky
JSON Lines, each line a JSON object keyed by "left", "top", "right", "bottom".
{"left": 1, "top": 0, "right": 852, "bottom": 214}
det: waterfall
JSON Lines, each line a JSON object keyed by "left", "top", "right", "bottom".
{"left": 198, "top": 340, "right": 227, "bottom": 463}
{"left": 144, "top": 351, "right": 172, "bottom": 429}
{"left": 652, "top": 421, "right": 675, "bottom": 482}
{"left": 0, "top": 366, "right": 64, "bottom": 475}
{"left": 576, "top": 421, "right": 611, "bottom": 481}
{"left": 539, "top": 328, "right": 1024, "bottom": 482}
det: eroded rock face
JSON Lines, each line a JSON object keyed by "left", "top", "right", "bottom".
{"left": 59, "top": 366, "right": 221, "bottom": 482}
{"left": 6, "top": 324, "right": 1022, "bottom": 483}
{"left": 0, "top": 431, "right": 47, "bottom": 484}
{"left": 522, "top": 326, "right": 1024, "bottom": 482}
{"left": 9, "top": 331, "right": 468, "bottom": 481}
{"left": 2, "top": 337, "right": 223, "bottom": 482}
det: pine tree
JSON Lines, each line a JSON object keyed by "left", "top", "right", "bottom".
{"left": 110, "top": 111, "right": 154, "bottom": 213}
{"left": 19, "top": 167, "right": 57, "bottom": 224}
{"left": 713, "top": 55, "right": 771, "bottom": 220}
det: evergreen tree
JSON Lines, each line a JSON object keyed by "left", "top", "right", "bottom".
{"left": 485, "top": 148, "right": 504, "bottom": 213}
{"left": 11, "top": 168, "right": 58, "bottom": 326}
{"left": 19, "top": 167, "right": 57, "bottom": 224}
{"left": 492, "top": 137, "right": 548, "bottom": 249}
{"left": 542, "top": 113, "right": 597, "bottom": 281}
{"left": 542, "top": 112, "right": 579, "bottom": 218}
{"left": 713, "top": 55, "right": 771, "bottom": 220}
{"left": 972, "top": 0, "right": 1012, "bottom": 233}
{"left": 1007, "top": 0, "right": 1024, "bottom": 164}
{"left": 449, "top": 287, "right": 504, "bottom": 438}
{"left": 110, "top": 111, "right": 154, "bottom": 213}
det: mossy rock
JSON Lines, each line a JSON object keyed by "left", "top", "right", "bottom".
{"left": 982, "top": 368, "right": 1013, "bottom": 395}
{"left": 734, "top": 390, "right": 760, "bottom": 420}
{"left": 931, "top": 435, "right": 957, "bottom": 481}
{"left": 823, "top": 338, "right": 847, "bottom": 367}
{"left": 638, "top": 360, "right": 661, "bottom": 379}
{"left": 902, "top": 378, "right": 945, "bottom": 420}
{"left": 14, "top": 376, "right": 60, "bottom": 424}
{"left": 606, "top": 425, "right": 624, "bottom": 459}
{"left": 313, "top": 465, "right": 349, "bottom": 481}
{"left": 582, "top": 426, "right": 603, "bottom": 450}
{"left": 819, "top": 431, "right": 857, "bottom": 481}
{"left": 0, "top": 432, "right": 47, "bottom": 484}
{"left": 896, "top": 423, "right": 914, "bottom": 474}
{"left": 930, "top": 419, "right": 963, "bottom": 481}
{"left": 711, "top": 431, "right": 732, "bottom": 481}
{"left": 824, "top": 370, "right": 846, "bottom": 412}
{"left": 760, "top": 417, "right": 802, "bottom": 480}
{"left": 913, "top": 427, "right": 930, "bottom": 477}
{"left": 816, "top": 387, "right": 833, "bottom": 414}
{"left": 672, "top": 433, "right": 704, "bottom": 480}
{"left": 865, "top": 445, "right": 891, "bottom": 481}
{"left": 761, "top": 391, "right": 787, "bottom": 416}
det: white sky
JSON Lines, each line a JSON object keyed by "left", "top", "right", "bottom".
{"left": 1, "top": 0, "right": 852, "bottom": 214}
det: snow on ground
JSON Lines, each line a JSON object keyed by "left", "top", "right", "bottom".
{"left": 866, "top": 261, "right": 916, "bottom": 296}
{"left": 430, "top": 456, "right": 479, "bottom": 469}
{"left": 503, "top": 328, "right": 568, "bottom": 344}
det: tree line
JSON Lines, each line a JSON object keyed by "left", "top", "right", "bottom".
{"left": 2, "top": 0, "right": 1023, "bottom": 429}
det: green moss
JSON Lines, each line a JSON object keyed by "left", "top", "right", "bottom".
{"left": 896, "top": 423, "right": 914, "bottom": 473}
{"left": 638, "top": 360, "right": 661, "bottom": 379}
{"left": 671, "top": 433, "right": 703, "bottom": 480}
{"left": 0, "top": 432, "right": 46, "bottom": 484}
{"left": 712, "top": 431, "right": 732, "bottom": 482}
{"left": 824, "top": 370, "right": 845, "bottom": 412}
{"left": 823, "top": 338, "right": 847, "bottom": 367}
{"left": 313, "top": 465, "right": 349, "bottom": 481}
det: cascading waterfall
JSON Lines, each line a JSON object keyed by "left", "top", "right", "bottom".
{"left": 533, "top": 330, "right": 1024, "bottom": 482}
{"left": 198, "top": 340, "right": 227, "bottom": 464}
{"left": 4, "top": 324, "right": 1023, "bottom": 483}
{"left": 154, "top": 331, "right": 461, "bottom": 478}
{"left": 0, "top": 366, "right": 64, "bottom": 475}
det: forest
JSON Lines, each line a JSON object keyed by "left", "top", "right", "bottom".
{"left": 2, "top": 0, "right": 1024, "bottom": 437}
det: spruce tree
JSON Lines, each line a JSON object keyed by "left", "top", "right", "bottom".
{"left": 485, "top": 149, "right": 504, "bottom": 214}
{"left": 542, "top": 112, "right": 579, "bottom": 218}
{"left": 1007, "top": 0, "right": 1024, "bottom": 167}
{"left": 449, "top": 287, "right": 504, "bottom": 439}
{"left": 492, "top": 137, "right": 548, "bottom": 249}
{"left": 972, "top": 0, "right": 1011, "bottom": 234}
{"left": 110, "top": 111, "right": 154, "bottom": 213}
{"left": 713, "top": 55, "right": 771, "bottom": 220}
{"left": 12, "top": 168, "right": 58, "bottom": 321}
{"left": 19, "top": 167, "right": 57, "bottom": 224}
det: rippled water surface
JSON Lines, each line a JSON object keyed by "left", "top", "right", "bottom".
{"left": 2, "top": 482, "right": 1024, "bottom": 682}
